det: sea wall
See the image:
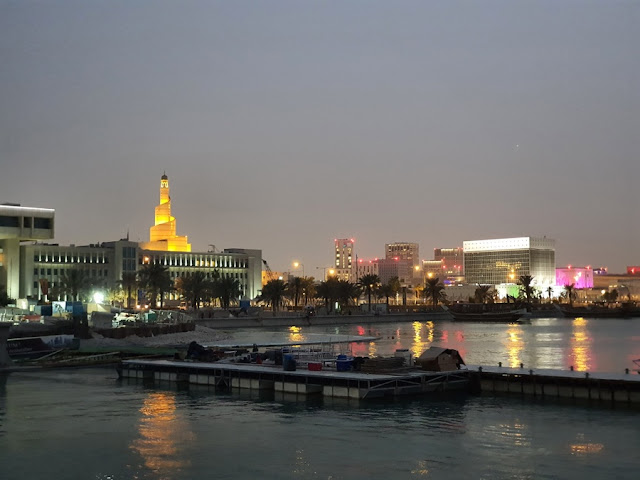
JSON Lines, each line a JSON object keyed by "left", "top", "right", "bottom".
{"left": 196, "top": 312, "right": 452, "bottom": 329}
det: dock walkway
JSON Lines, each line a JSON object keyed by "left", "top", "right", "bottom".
{"left": 119, "top": 359, "right": 469, "bottom": 399}
{"left": 468, "top": 364, "right": 640, "bottom": 404}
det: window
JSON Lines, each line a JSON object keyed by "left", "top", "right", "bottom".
{"left": 34, "top": 217, "right": 51, "bottom": 229}
{"left": 47, "top": 269, "right": 51, "bottom": 275}
{"left": 0, "top": 216, "right": 19, "bottom": 227}
{"left": 34, "top": 268, "right": 38, "bottom": 275}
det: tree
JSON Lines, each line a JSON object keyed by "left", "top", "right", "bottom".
{"left": 335, "top": 280, "right": 360, "bottom": 313}
{"left": 177, "top": 271, "right": 211, "bottom": 310}
{"left": 300, "top": 277, "right": 316, "bottom": 306}
{"left": 474, "top": 284, "right": 494, "bottom": 304}
{"left": 316, "top": 279, "right": 337, "bottom": 313}
{"left": 138, "top": 263, "right": 173, "bottom": 308}
{"left": 358, "top": 274, "right": 380, "bottom": 312}
{"left": 377, "top": 283, "right": 395, "bottom": 310}
{"left": 424, "top": 277, "right": 446, "bottom": 307}
{"left": 259, "top": 279, "right": 288, "bottom": 314}
{"left": 518, "top": 275, "right": 535, "bottom": 312}
{"left": 119, "top": 272, "right": 138, "bottom": 309}
{"left": 59, "top": 269, "right": 89, "bottom": 302}
{"left": 602, "top": 289, "right": 619, "bottom": 304}
{"left": 0, "top": 288, "right": 15, "bottom": 307}
{"left": 287, "top": 276, "right": 304, "bottom": 308}
{"left": 547, "top": 286, "right": 553, "bottom": 303}
{"left": 212, "top": 274, "right": 243, "bottom": 309}
{"left": 563, "top": 283, "right": 576, "bottom": 307}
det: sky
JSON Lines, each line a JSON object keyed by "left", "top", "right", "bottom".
{"left": 1, "top": 0, "right": 638, "bottom": 275}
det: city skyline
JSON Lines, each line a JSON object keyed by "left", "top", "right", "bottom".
{"left": 1, "top": 1, "right": 638, "bottom": 274}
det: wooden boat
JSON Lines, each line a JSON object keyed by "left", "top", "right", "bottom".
{"left": 555, "top": 304, "right": 634, "bottom": 319}
{"left": 443, "top": 304, "right": 526, "bottom": 323}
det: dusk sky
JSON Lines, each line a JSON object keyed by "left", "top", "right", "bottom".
{"left": 1, "top": 1, "right": 638, "bottom": 275}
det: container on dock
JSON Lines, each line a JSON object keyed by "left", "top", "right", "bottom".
{"left": 308, "top": 362, "right": 322, "bottom": 371}
{"left": 283, "top": 354, "right": 296, "bottom": 371}
{"left": 336, "top": 354, "right": 352, "bottom": 372}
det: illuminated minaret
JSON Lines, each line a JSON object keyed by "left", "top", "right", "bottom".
{"left": 140, "top": 173, "right": 191, "bottom": 252}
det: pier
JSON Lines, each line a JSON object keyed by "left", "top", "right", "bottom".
{"left": 118, "top": 359, "right": 469, "bottom": 399}
{"left": 469, "top": 365, "right": 640, "bottom": 404}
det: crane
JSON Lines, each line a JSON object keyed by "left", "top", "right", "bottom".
{"left": 262, "top": 259, "right": 276, "bottom": 282}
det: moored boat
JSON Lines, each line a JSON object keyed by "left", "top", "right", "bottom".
{"left": 443, "top": 304, "right": 526, "bottom": 323}
{"left": 555, "top": 304, "right": 634, "bottom": 318}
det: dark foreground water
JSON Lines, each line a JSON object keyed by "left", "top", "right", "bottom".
{"left": 1, "top": 318, "right": 639, "bottom": 479}
{"left": 1, "top": 368, "right": 639, "bottom": 480}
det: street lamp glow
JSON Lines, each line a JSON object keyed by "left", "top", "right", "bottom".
{"left": 93, "top": 291, "right": 105, "bottom": 304}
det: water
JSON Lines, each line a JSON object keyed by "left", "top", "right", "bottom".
{"left": 1, "top": 317, "right": 640, "bottom": 479}
{"left": 218, "top": 317, "right": 640, "bottom": 373}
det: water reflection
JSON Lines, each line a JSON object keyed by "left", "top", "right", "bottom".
{"left": 570, "top": 433, "right": 604, "bottom": 456}
{"left": 569, "top": 318, "right": 593, "bottom": 371}
{"left": 506, "top": 325, "right": 524, "bottom": 368}
{"left": 130, "top": 392, "right": 194, "bottom": 478}
{"left": 288, "top": 325, "right": 305, "bottom": 344}
{"left": 410, "top": 460, "right": 429, "bottom": 476}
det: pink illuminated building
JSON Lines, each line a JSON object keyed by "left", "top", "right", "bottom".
{"left": 556, "top": 266, "right": 594, "bottom": 289}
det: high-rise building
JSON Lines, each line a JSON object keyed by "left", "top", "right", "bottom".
{"left": 385, "top": 242, "right": 419, "bottom": 268}
{"left": 140, "top": 173, "right": 191, "bottom": 252}
{"left": 334, "top": 238, "right": 355, "bottom": 281}
{"left": 463, "top": 237, "right": 555, "bottom": 287}
{"left": 433, "top": 247, "right": 464, "bottom": 276}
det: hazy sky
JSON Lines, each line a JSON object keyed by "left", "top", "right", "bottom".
{"left": 1, "top": 1, "right": 638, "bottom": 274}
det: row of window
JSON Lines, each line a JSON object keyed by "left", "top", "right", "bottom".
{"left": 141, "top": 255, "right": 248, "bottom": 268}
{"left": 34, "top": 268, "right": 109, "bottom": 277}
{"left": 0, "top": 216, "right": 52, "bottom": 229}
{"left": 34, "top": 253, "right": 109, "bottom": 264}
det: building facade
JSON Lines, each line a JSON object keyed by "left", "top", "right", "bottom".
{"left": 463, "top": 237, "right": 556, "bottom": 287}
{"left": 19, "top": 241, "right": 263, "bottom": 303}
{"left": 1, "top": 204, "right": 55, "bottom": 299}
{"left": 433, "top": 247, "right": 464, "bottom": 276}
{"left": 334, "top": 238, "right": 355, "bottom": 281}
{"left": 556, "top": 266, "right": 594, "bottom": 289}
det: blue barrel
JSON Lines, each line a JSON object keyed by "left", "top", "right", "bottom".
{"left": 283, "top": 354, "right": 296, "bottom": 371}
{"left": 336, "top": 357, "right": 352, "bottom": 372}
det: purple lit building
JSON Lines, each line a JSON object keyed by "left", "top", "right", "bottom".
{"left": 556, "top": 266, "right": 594, "bottom": 289}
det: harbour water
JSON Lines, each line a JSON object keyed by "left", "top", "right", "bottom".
{"left": 1, "top": 317, "right": 639, "bottom": 479}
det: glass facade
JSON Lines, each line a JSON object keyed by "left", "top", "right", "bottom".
{"left": 463, "top": 237, "right": 555, "bottom": 287}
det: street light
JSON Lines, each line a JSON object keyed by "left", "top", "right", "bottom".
{"left": 316, "top": 266, "right": 329, "bottom": 281}
{"left": 293, "top": 261, "right": 305, "bottom": 278}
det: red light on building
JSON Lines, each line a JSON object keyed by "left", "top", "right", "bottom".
{"left": 628, "top": 266, "right": 640, "bottom": 276}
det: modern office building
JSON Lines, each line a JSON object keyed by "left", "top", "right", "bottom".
{"left": 377, "top": 258, "right": 413, "bottom": 286}
{"left": 334, "top": 238, "right": 355, "bottom": 281}
{"left": 463, "top": 237, "right": 556, "bottom": 287}
{"left": 355, "top": 259, "right": 379, "bottom": 281}
{"left": 385, "top": 242, "right": 419, "bottom": 268}
{"left": 433, "top": 247, "right": 464, "bottom": 276}
{"left": 1, "top": 204, "right": 55, "bottom": 300}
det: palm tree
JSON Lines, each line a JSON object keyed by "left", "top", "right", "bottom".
{"left": 138, "top": 263, "right": 173, "bottom": 308}
{"left": 287, "top": 276, "right": 304, "bottom": 308}
{"left": 547, "top": 286, "right": 553, "bottom": 303}
{"left": 300, "top": 277, "right": 316, "bottom": 306}
{"left": 424, "top": 277, "right": 446, "bottom": 307}
{"left": 602, "top": 288, "right": 619, "bottom": 304}
{"left": 119, "top": 271, "right": 138, "bottom": 309}
{"left": 59, "top": 269, "right": 89, "bottom": 302}
{"left": 259, "top": 279, "right": 288, "bottom": 314}
{"left": 518, "top": 275, "right": 535, "bottom": 312}
{"left": 474, "top": 284, "right": 494, "bottom": 304}
{"left": 315, "top": 279, "right": 337, "bottom": 313}
{"left": 336, "top": 280, "right": 360, "bottom": 313}
{"left": 378, "top": 283, "right": 395, "bottom": 310}
{"left": 177, "top": 271, "right": 211, "bottom": 310}
{"left": 358, "top": 274, "right": 380, "bottom": 312}
{"left": 212, "top": 275, "right": 243, "bottom": 309}
{"left": 563, "top": 283, "right": 576, "bottom": 307}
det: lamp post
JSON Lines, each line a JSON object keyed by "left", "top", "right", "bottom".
{"left": 293, "top": 261, "right": 305, "bottom": 278}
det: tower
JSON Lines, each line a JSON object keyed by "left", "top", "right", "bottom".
{"left": 140, "top": 173, "right": 191, "bottom": 252}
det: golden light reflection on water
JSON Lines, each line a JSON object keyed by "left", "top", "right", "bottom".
{"left": 506, "top": 325, "right": 523, "bottom": 368}
{"left": 288, "top": 325, "right": 305, "bottom": 345}
{"left": 499, "top": 422, "right": 530, "bottom": 447}
{"left": 570, "top": 434, "right": 604, "bottom": 456}
{"left": 570, "top": 317, "right": 593, "bottom": 371}
{"left": 368, "top": 341, "right": 378, "bottom": 357}
{"left": 410, "top": 321, "right": 436, "bottom": 359}
{"left": 130, "top": 392, "right": 194, "bottom": 478}
{"left": 410, "top": 460, "right": 429, "bottom": 476}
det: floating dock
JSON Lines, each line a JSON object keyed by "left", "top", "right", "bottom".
{"left": 118, "top": 359, "right": 469, "bottom": 399}
{"left": 469, "top": 365, "right": 640, "bottom": 405}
